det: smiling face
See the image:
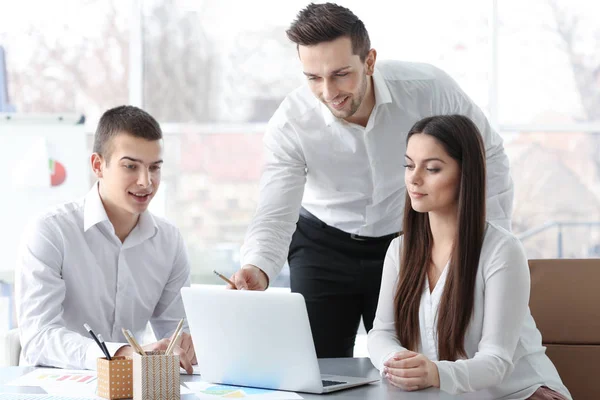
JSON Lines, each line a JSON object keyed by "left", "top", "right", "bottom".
{"left": 92, "top": 132, "right": 163, "bottom": 218}
{"left": 404, "top": 133, "right": 461, "bottom": 216}
{"left": 298, "top": 36, "right": 376, "bottom": 124}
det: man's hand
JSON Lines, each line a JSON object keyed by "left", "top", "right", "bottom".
{"left": 114, "top": 332, "right": 196, "bottom": 374}
{"left": 228, "top": 264, "right": 269, "bottom": 291}
{"left": 383, "top": 350, "right": 440, "bottom": 391}
{"left": 177, "top": 332, "right": 197, "bottom": 366}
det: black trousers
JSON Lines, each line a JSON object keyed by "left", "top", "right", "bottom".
{"left": 288, "top": 210, "right": 396, "bottom": 358}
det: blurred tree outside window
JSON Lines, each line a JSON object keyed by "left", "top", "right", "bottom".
{"left": 499, "top": 0, "right": 600, "bottom": 258}
{"left": 1, "top": 0, "right": 599, "bottom": 287}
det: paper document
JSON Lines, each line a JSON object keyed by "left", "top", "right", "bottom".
{"left": 7, "top": 367, "right": 192, "bottom": 398}
{"left": 184, "top": 381, "right": 303, "bottom": 399}
{"left": 6, "top": 368, "right": 100, "bottom": 398}
{"left": 39, "top": 385, "right": 101, "bottom": 398}
{"left": 39, "top": 384, "right": 192, "bottom": 398}
{"left": 0, "top": 394, "right": 97, "bottom": 400}
{"left": 7, "top": 369, "right": 98, "bottom": 388}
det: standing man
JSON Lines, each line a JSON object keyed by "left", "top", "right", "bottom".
{"left": 231, "top": 3, "right": 513, "bottom": 358}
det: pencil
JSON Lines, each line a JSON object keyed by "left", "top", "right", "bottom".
{"left": 213, "top": 269, "right": 237, "bottom": 289}
{"left": 126, "top": 329, "right": 145, "bottom": 355}
{"left": 165, "top": 319, "right": 184, "bottom": 355}
{"left": 165, "top": 330, "right": 183, "bottom": 356}
{"left": 122, "top": 328, "right": 145, "bottom": 356}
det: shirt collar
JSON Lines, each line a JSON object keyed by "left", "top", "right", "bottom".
{"left": 135, "top": 209, "right": 158, "bottom": 240}
{"left": 320, "top": 66, "right": 392, "bottom": 127}
{"left": 372, "top": 66, "right": 392, "bottom": 106}
{"left": 83, "top": 182, "right": 110, "bottom": 232}
{"left": 83, "top": 182, "right": 158, "bottom": 240}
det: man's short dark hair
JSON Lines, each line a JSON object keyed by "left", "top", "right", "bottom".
{"left": 286, "top": 2, "right": 371, "bottom": 61}
{"left": 93, "top": 105, "right": 162, "bottom": 162}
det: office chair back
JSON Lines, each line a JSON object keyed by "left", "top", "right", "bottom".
{"left": 529, "top": 259, "right": 600, "bottom": 400}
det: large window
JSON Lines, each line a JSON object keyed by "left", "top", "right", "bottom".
{"left": 0, "top": 0, "right": 131, "bottom": 123}
{"left": 498, "top": 0, "right": 600, "bottom": 258}
{"left": 140, "top": 0, "right": 491, "bottom": 123}
{"left": 1, "top": 0, "right": 599, "bottom": 294}
{"left": 498, "top": 0, "right": 599, "bottom": 126}
{"left": 136, "top": 0, "right": 493, "bottom": 284}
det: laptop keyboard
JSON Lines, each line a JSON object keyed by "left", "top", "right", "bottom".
{"left": 322, "top": 379, "right": 348, "bottom": 387}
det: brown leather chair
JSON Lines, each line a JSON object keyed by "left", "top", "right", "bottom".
{"left": 529, "top": 259, "right": 600, "bottom": 400}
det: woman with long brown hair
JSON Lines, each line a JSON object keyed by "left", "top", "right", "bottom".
{"left": 368, "top": 115, "right": 571, "bottom": 399}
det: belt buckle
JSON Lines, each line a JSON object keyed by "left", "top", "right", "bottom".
{"left": 350, "top": 233, "right": 368, "bottom": 241}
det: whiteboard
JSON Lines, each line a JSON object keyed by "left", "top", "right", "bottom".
{"left": 0, "top": 122, "right": 88, "bottom": 272}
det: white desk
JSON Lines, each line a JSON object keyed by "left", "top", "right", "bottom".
{"left": 0, "top": 358, "right": 482, "bottom": 399}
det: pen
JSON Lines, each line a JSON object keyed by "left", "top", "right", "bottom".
{"left": 213, "top": 269, "right": 237, "bottom": 289}
{"left": 84, "top": 323, "right": 111, "bottom": 360}
{"left": 97, "top": 334, "right": 111, "bottom": 361}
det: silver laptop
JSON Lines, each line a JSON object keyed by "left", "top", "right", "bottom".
{"left": 181, "top": 286, "right": 379, "bottom": 394}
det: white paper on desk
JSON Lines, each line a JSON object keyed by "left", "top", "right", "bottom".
{"left": 180, "top": 384, "right": 193, "bottom": 394}
{"left": 184, "top": 381, "right": 303, "bottom": 399}
{"left": 7, "top": 368, "right": 98, "bottom": 388}
{"left": 40, "top": 384, "right": 101, "bottom": 399}
{"left": 0, "top": 394, "right": 98, "bottom": 400}
{"left": 43, "top": 383, "right": 192, "bottom": 397}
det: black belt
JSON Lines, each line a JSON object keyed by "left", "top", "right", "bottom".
{"left": 298, "top": 207, "right": 398, "bottom": 242}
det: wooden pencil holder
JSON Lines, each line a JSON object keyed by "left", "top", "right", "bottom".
{"left": 97, "top": 356, "right": 133, "bottom": 399}
{"left": 132, "top": 351, "right": 180, "bottom": 400}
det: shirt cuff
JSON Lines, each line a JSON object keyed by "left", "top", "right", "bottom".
{"left": 241, "top": 254, "right": 280, "bottom": 286}
{"left": 433, "top": 360, "right": 457, "bottom": 394}
{"left": 84, "top": 341, "right": 129, "bottom": 370}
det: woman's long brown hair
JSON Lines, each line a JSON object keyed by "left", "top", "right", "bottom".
{"left": 394, "top": 115, "right": 487, "bottom": 361}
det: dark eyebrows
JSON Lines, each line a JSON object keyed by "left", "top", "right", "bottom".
{"left": 404, "top": 155, "right": 447, "bottom": 164}
{"left": 302, "top": 66, "right": 352, "bottom": 78}
{"left": 331, "top": 66, "right": 351, "bottom": 74}
{"left": 120, "top": 156, "right": 163, "bottom": 165}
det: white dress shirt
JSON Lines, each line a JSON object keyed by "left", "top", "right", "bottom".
{"left": 16, "top": 183, "right": 191, "bottom": 370}
{"left": 241, "top": 61, "right": 514, "bottom": 281}
{"left": 367, "top": 223, "right": 571, "bottom": 399}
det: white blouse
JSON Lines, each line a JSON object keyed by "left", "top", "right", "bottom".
{"left": 368, "top": 223, "right": 571, "bottom": 399}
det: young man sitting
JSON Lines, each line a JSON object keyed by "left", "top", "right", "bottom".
{"left": 16, "top": 105, "right": 195, "bottom": 373}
